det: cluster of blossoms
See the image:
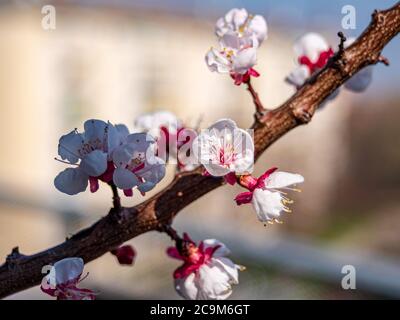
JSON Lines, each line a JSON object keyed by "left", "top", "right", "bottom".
{"left": 205, "top": 8, "right": 268, "bottom": 85}
{"left": 54, "top": 119, "right": 166, "bottom": 197}
{"left": 192, "top": 118, "right": 303, "bottom": 225}
{"left": 49, "top": 115, "right": 303, "bottom": 300}
{"left": 286, "top": 32, "right": 373, "bottom": 93}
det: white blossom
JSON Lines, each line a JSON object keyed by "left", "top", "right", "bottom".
{"left": 134, "top": 110, "right": 182, "bottom": 139}
{"left": 41, "top": 257, "right": 95, "bottom": 300}
{"left": 192, "top": 119, "right": 254, "bottom": 177}
{"left": 251, "top": 170, "right": 304, "bottom": 223}
{"left": 206, "top": 8, "right": 267, "bottom": 85}
{"left": 286, "top": 32, "right": 333, "bottom": 88}
{"left": 205, "top": 32, "right": 259, "bottom": 84}
{"left": 215, "top": 8, "right": 268, "bottom": 45}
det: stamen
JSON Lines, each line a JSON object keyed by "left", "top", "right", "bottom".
{"left": 283, "top": 206, "right": 292, "bottom": 213}
{"left": 54, "top": 157, "right": 78, "bottom": 166}
{"left": 282, "top": 198, "right": 294, "bottom": 205}
{"left": 237, "top": 265, "right": 246, "bottom": 271}
{"left": 78, "top": 272, "right": 90, "bottom": 283}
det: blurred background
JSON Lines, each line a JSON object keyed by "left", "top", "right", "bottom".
{"left": 0, "top": 0, "right": 399, "bottom": 299}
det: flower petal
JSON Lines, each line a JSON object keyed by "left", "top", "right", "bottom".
{"left": 50, "top": 257, "right": 84, "bottom": 286}
{"left": 115, "top": 124, "right": 130, "bottom": 142}
{"left": 225, "top": 8, "right": 248, "bottom": 31}
{"left": 54, "top": 167, "right": 88, "bottom": 195}
{"left": 219, "top": 32, "right": 241, "bottom": 50}
{"left": 232, "top": 47, "right": 257, "bottom": 74}
{"left": 344, "top": 66, "right": 373, "bottom": 92}
{"left": 203, "top": 164, "right": 231, "bottom": 177}
{"left": 136, "top": 157, "right": 166, "bottom": 185}
{"left": 80, "top": 150, "right": 108, "bottom": 177}
{"left": 135, "top": 111, "right": 180, "bottom": 135}
{"left": 205, "top": 48, "right": 231, "bottom": 74}
{"left": 202, "top": 239, "right": 231, "bottom": 257}
{"left": 252, "top": 189, "right": 284, "bottom": 221}
{"left": 126, "top": 133, "right": 156, "bottom": 162}
{"left": 58, "top": 130, "right": 84, "bottom": 164}
{"left": 137, "top": 181, "right": 156, "bottom": 193}
{"left": 83, "top": 119, "right": 107, "bottom": 144}
{"left": 167, "top": 247, "right": 184, "bottom": 261}
{"left": 213, "top": 257, "right": 239, "bottom": 284}
{"left": 175, "top": 273, "right": 198, "bottom": 300}
{"left": 209, "top": 118, "right": 237, "bottom": 132}
{"left": 294, "top": 32, "right": 329, "bottom": 63}
{"left": 286, "top": 65, "right": 310, "bottom": 88}
{"left": 232, "top": 129, "right": 254, "bottom": 174}
{"left": 248, "top": 15, "right": 268, "bottom": 44}
{"left": 266, "top": 171, "right": 304, "bottom": 189}
{"left": 197, "top": 264, "right": 233, "bottom": 300}
{"left": 113, "top": 167, "right": 140, "bottom": 189}
{"left": 112, "top": 144, "right": 135, "bottom": 167}
{"left": 105, "top": 121, "right": 121, "bottom": 155}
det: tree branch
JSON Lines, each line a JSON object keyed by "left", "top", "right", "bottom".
{"left": 0, "top": 2, "right": 399, "bottom": 298}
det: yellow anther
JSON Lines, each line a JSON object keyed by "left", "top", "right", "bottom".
{"left": 238, "top": 265, "right": 246, "bottom": 271}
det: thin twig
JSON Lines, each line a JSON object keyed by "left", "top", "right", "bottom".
{"left": 337, "top": 31, "right": 347, "bottom": 56}
{"left": 161, "top": 224, "right": 181, "bottom": 242}
{"left": 109, "top": 183, "right": 121, "bottom": 210}
{"left": 246, "top": 79, "right": 266, "bottom": 120}
{"left": 378, "top": 55, "right": 390, "bottom": 65}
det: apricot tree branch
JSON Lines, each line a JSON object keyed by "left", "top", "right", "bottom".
{"left": 0, "top": 2, "right": 399, "bottom": 299}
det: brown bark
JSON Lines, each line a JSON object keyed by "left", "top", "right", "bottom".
{"left": 0, "top": 2, "right": 399, "bottom": 299}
